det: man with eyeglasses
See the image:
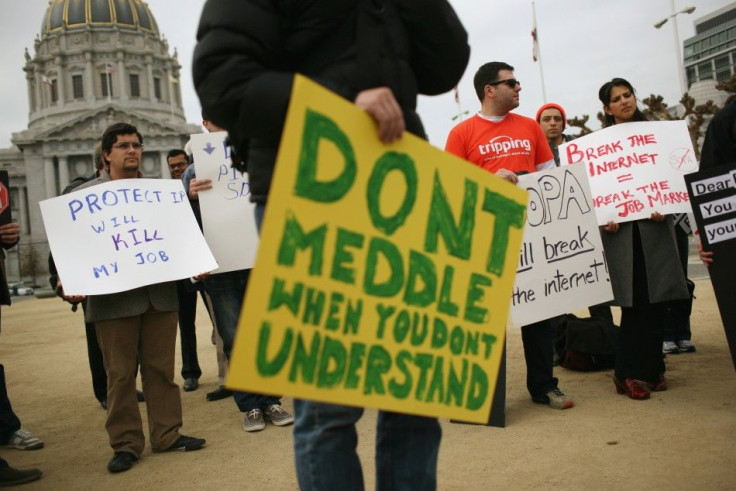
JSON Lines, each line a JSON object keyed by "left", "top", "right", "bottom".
{"left": 68, "top": 123, "right": 206, "bottom": 473}
{"left": 167, "top": 150, "right": 190, "bottom": 180}
{"left": 445, "top": 62, "right": 574, "bottom": 411}
{"left": 166, "top": 149, "right": 206, "bottom": 393}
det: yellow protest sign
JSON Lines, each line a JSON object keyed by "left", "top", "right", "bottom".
{"left": 228, "top": 76, "right": 527, "bottom": 423}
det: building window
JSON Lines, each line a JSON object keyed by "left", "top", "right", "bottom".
{"left": 50, "top": 79, "right": 58, "bottom": 103}
{"left": 716, "top": 55, "right": 732, "bottom": 81}
{"left": 101, "top": 73, "right": 113, "bottom": 97}
{"left": 686, "top": 66, "right": 697, "bottom": 86}
{"left": 698, "top": 61, "right": 714, "bottom": 81}
{"left": 72, "top": 75, "right": 84, "bottom": 99}
{"left": 716, "top": 68, "right": 732, "bottom": 81}
{"left": 153, "top": 77, "right": 161, "bottom": 100}
{"left": 129, "top": 74, "right": 140, "bottom": 97}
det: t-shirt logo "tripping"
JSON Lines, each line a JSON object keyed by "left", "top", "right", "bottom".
{"left": 478, "top": 136, "right": 532, "bottom": 158}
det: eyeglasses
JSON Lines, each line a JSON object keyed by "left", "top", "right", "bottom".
{"left": 168, "top": 163, "right": 188, "bottom": 170}
{"left": 488, "top": 78, "right": 521, "bottom": 88}
{"left": 112, "top": 142, "right": 144, "bottom": 151}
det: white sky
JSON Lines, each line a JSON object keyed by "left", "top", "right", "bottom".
{"left": 0, "top": 0, "right": 733, "bottom": 149}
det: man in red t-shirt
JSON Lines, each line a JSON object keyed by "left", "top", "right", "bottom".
{"left": 445, "top": 61, "right": 573, "bottom": 410}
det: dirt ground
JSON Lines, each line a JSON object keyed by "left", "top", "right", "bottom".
{"left": 1, "top": 276, "right": 734, "bottom": 490}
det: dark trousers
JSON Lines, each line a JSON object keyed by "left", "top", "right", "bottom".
{"left": 204, "top": 269, "right": 280, "bottom": 412}
{"left": 176, "top": 280, "right": 202, "bottom": 381}
{"left": 0, "top": 365, "right": 21, "bottom": 444}
{"left": 615, "top": 224, "right": 666, "bottom": 383}
{"left": 85, "top": 322, "right": 107, "bottom": 403}
{"left": 663, "top": 226, "right": 692, "bottom": 342}
{"left": 520, "top": 319, "right": 558, "bottom": 399}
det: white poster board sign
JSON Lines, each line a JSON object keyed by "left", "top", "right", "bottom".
{"left": 559, "top": 120, "right": 697, "bottom": 224}
{"left": 511, "top": 163, "right": 613, "bottom": 325}
{"left": 40, "top": 178, "right": 218, "bottom": 296}
{"left": 190, "top": 132, "right": 259, "bottom": 273}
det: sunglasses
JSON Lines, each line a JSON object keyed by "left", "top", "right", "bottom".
{"left": 488, "top": 78, "right": 521, "bottom": 88}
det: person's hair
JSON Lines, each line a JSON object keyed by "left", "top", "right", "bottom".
{"left": 598, "top": 77, "right": 647, "bottom": 127}
{"left": 473, "top": 62, "right": 515, "bottom": 102}
{"left": 101, "top": 123, "right": 143, "bottom": 164}
{"left": 93, "top": 143, "right": 104, "bottom": 171}
{"left": 167, "top": 149, "right": 189, "bottom": 163}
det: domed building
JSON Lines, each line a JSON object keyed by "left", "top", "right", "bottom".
{"left": 1, "top": 0, "right": 200, "bottom": 282}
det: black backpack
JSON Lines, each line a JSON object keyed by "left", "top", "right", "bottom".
{"left": 554, "top": 307, "right": 619, "bottom": 371}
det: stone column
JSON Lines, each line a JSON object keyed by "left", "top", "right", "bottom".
{"left": 44, "top": 157, "right": 56, "bottom": 199}
{"left": 56, "top": 55, "right": 66, "bottom": 107}
{"left": 26, "top": 72, "right": 36, "bottom": 113}
{"left": 58, "top": 156, "right": 69, "bottom": 191}
{"left": 117, "top": 53, "right": 128, "bottom": 102}
{"left": 18, "top": 187, "right": 28, "bottom": 235}
{"left": 160, "top": 151, "right": 169, "bottom": 178}
{"left": 34, "top": 67, "right": 43, "bottom": 111}
{"left": 146, "top": 55, "right": 154, "bottom": 100}
{"left": 85, "top": 52, "right": 94, "bottom": 102}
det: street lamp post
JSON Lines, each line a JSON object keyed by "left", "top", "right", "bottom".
{"left": 654, "top": 1, "right": 696, "bottom": 97}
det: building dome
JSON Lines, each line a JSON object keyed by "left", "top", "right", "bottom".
{"left": 41, "top": 0, "right": 158, "bottom": 38}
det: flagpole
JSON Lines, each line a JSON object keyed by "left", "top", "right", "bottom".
{"left": 451, "top": 86, "right": 469, "bottom": 122}
{"left": 532, "top": 1, "right": 547, "bottom": 103}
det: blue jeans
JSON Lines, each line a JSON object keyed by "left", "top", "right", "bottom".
{"left": 0, "top": 365, "right": 21, "bottom": 444}
{"left": 293, "top": 400, "right": 441, "bottom": 490}
{"left": 254, "top": 203, "right": 441, "bottom": 488}
{"left": 204, "top": 269, "right": 280, "bottom": 412}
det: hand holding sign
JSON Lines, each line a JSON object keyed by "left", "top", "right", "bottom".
{"left": 0, "top": 222, "right": 20, "bottom": 247}
{"left": 227, "top": 76, "right": 528, "bottom": 423}
{"left": 40, "top": 179, "right": 217, "bottom": 296}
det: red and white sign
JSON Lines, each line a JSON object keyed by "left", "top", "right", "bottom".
{"left": 0, "top": 181, "right": 8, "bottom": 216}
{"left": 559, "top": 121, "right": 697, "bottom": 224}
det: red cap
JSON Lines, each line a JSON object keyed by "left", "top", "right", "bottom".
{"left": 536, "top": 103, "right": 566, "bottom": 130}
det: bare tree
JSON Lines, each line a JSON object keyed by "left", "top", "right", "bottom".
{"left": 20, "top": 243, "right": 44, "bottom": 287}
{"left": 641, "top": 93, "right": 719, "bottom": 158}
{"left": 715, "top": 74, "right": 736, "bottom": 94}
{"left": 567, "top": 114, "right": 594, "bottom": 137}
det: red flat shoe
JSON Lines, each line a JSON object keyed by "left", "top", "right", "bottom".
{"left": 613, "top": 377, "right": 650, "bottom": 400}
{"left": 647, "top": 375, "right": 667, "bottom": 392}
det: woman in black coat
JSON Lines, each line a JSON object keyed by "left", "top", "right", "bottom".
{"left": 598, "top": 78, "right": 689, "bottom": 400}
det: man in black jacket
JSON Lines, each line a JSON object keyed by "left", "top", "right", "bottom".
{"left": 193, "top": 1, "right": 469, "bottom": 489}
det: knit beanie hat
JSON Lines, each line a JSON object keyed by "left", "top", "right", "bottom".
{"left": 535, "top": 103, "right": 566, "bottom": 130}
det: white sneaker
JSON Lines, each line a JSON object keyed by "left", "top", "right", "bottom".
{"left": 3, "top": 428, "right": 44, "bottom": 450}
{"left": 677, "top": 340, "right": 696, "bottom": 353}
{"left": 663, "top": 341, "right": 679, "bottom": 354}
